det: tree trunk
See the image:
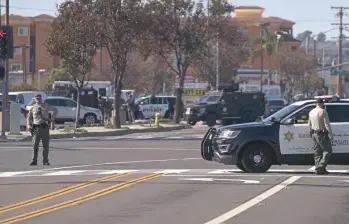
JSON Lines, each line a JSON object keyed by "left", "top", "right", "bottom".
{"left": 75, "top": 89, "right": 81, "bottom": 128}
{"left": 268, "top": 55, "right": 272, "bottom": 85}
{"left": 112, "top": 73, "right": 122, "bottom": 129}
{"left": 174, "top": 69, "right": 186, "bottom": 124}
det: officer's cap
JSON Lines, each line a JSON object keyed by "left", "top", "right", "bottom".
{"left": 316, "top": 98, "right": 324, "bottom": 104}
{"left": 35, "top": 94, "right": 42, "bottom": 98}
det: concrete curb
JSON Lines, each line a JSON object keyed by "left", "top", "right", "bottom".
{"left": 17, "top": 125, "right": 189, "bottom": 142}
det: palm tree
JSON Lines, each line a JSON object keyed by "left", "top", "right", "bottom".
{"left": 253, "top": 29, "right": 283, "bottom": 85}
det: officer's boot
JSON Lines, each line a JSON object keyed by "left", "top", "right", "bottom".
{"left": 30, "top": 160, "right": 37, "bottom": 166}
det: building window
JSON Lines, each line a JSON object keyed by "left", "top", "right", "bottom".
{"left": 18, "top": 27, "right": 29, "bottom": 36}
{"left": 14, "top": 47, "right": 22, "bottom": 55}
{"left": 11, "top": 64, "right": 22, "bottom": 71}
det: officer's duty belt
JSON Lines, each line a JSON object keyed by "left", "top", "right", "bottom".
{"left": 311, "top": 129, "right": 328, "bottom": 134}
{"left": 32, "top": 123, "right": 48, "bottom": 128}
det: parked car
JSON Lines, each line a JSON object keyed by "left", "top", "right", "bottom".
{"left": 26, "top": 96, "right": 103, "bottom": 125}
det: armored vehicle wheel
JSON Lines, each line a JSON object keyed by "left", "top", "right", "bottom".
{"left": 241, "top": 143, "right": 273, "bottom": 173}
{"left": 242, "top": 111, "right": 252, "bottom": 123}
{"left": 206, "top": 113, "right": 216, "bottom": 127}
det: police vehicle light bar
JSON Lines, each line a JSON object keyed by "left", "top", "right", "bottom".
{"left": 314, "top": 95, "right": 340, "bottom": 102}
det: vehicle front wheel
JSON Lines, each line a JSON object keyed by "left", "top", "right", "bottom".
{"left": 84, "top": 113, "right": 96, "bottom": 125}
{"left": 236, "top": 161, "right": 246, "bottom": 172}
{"left": 241, "top": 143, "right": 273, "bottom": 173}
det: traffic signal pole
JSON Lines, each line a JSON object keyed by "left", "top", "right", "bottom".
{"left": 1, "top": 0, "right": 9, "bottom": 138}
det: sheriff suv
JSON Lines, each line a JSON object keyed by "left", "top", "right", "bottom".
{"left": 201, "top": 95, "right": 349, "bottom": 173}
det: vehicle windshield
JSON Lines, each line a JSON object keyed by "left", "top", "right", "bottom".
{"left": 0, "top": 94, "right": 17, "bottom": 102}
{"left": 135, "top": 97, "right": 145, "bottom": 105}
{"left": 263, "top": 104, "right": 300, "bottom": 122}
{"left": 267, "top": 100, "right": 285, "bottom": 106}
{"left": 27, "top": 99, "right": 35, "bottom": 106}
{"left": 198, "top": 95, "right": 220, "bottom": 103}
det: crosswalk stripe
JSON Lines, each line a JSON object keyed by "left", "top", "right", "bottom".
{"left": 98, "top": 170, "right": 138, "bottom": 174}
{"left": 42, "top": 170, "right": 86, "bottom": 176}
{"left": 153, "top": 169, "right": 190, "bottom": 174}
{"left": 0, "top": 171, "right": 34, "bottom": 177}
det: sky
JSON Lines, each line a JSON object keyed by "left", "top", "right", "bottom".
{"left": 3, "top": 0, "right": 349, "bottom": 40}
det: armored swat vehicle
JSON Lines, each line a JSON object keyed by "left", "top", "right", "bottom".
{"left": 185, "top": 83, "right": 265, "bottom": 126}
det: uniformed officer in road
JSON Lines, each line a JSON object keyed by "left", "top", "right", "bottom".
{"left": 27, "top": 94, "right": 58, "bottom": 166}
{"left": 308, "top": 98, "right": 333, "bottom": 175}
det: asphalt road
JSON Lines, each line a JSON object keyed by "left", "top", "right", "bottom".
{"left": 1, "top": 127, "right": 349, "bottom": 224}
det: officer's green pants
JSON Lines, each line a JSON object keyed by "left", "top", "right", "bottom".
{"left": 312, "top": 133, "right": 332, "bottom": 170}
{"left": 32, "top": 126, "right": 50, "bottom": 162}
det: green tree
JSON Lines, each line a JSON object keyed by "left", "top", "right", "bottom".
{"left": 94, "top": 0, "right": 147, "bottom": 128}
{"left": 253, "top": 29, "right": 283, "bottom": 85}
{"left": 45, "top": 0, "right": 101, "bottom": 128}
{"left": 142, "top": 0, "right": 234, "bottom": 123}
{"left": 47, "top": 60, "right": 70, "bottom": 86}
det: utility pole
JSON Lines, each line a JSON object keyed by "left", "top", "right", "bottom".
{"left": 259, "top": 22, "right": 270, "bottom": 92}
{"left": 215, "top": 0, "right": 220, "bottom": 90}
{"left": 1, "top": 0, "right": 9, "bottom": 138}
{"left": 331, "top": 6, "right": 349, "bottom": 97}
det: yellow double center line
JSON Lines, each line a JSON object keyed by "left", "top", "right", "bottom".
{"left": 0, "top": 173, "right": 163, "bottom": 224}
{"left": 0, "top": 172, "right": 130, "bottom": 214}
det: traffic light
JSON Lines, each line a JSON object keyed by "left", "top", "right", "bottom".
{"left": 0, "top": 65, "right": 5, "bottom": 80}
{"left": 0, "top": 26, "right": 13, "bottom": 59}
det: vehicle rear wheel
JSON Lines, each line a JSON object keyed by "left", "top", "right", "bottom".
{"left": 242, "top": 111, "right": 252, "bottom": 123}
{"left": 241, "top": 143, "right": 273, "bottom": 173}
{"left": 206, "top": 113, "right": 216, "bottom": 127}
{"left": 188, "top": 120, "right": 197, "bottom": 126}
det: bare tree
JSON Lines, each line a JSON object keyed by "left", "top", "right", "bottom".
{"left": 142, "top": 0, "right": 234, "bottom": 123}
{"left": 45, "top": 0, "right": 101, "bottom": 128}
{"left": 124, "top": 54, "right": 171, "bottom": 95}
{"left": 94, "top": 0, "right": 147, "bottom": 128}
{"left": 193, "top": 27, "right": 248, "bottom": 87}
{"left": 279, "top": 51, "right": 316, "bottom": 100}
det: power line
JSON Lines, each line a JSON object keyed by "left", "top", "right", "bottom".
{"left": 0, "top": 5, "right": 55, "bottom": 12}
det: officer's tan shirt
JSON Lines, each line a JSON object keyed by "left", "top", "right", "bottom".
{"left": 308, "top": 106, "right": 333, "bottom": 139}
{"left": 27, "top": 102, "right": 58, "bottom": 125}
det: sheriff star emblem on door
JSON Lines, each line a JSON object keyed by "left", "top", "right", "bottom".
{"left": 284, "top": 131, "right": 294, "bottom": 142}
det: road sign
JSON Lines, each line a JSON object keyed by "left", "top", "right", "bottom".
{"left": 179, "top": 177, "right": 260, "bottom": 184}
{"left": 331, "top": 69, "right": 349, "bottom": 75}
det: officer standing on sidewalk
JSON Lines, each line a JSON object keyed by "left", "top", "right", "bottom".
{"left": 27, "top": 94, "right": 58, "bottom": 166}
{"left": 308, "top": 98, "right": 333, "bottom": 175}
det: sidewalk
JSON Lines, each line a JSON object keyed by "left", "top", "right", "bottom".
{"left": 3, "top": 121, "right": 190, "bottom": 142}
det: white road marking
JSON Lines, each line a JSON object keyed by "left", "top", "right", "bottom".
{"left": 338, "top": 180, "right": 349, "bottom": 183}
{"left": 204, "top": 176, "right": 302, "bottom": 224}
{"left": 166, "top": 174, "right": 349, "bottom": 178}
{"left": 35, "top": 158, "right": 201, "bottom": 172}
{"left": 0, "top": 147, "right": 198, "bottom": 152}
{"left": 179, "top": 177, "right": 260, "bottom": 184}
{"left": 43, "top": 170, "right": 86, "bottom": 176}
{"left": 208, "top": 169, "right": 241, "bottom": 174}
{"left": 98, "top": 170, "right": 138, "bottom": 174}
{"left": 308, "top": 166, "right": 316, "bottom": 171}
{"left": 154, "top": 169, "right": 190, "bottom": 174}
{"left": 0, "top": 171, "right": 34, "bottom": 177}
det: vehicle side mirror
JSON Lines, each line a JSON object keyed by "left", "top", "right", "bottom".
{"left": 281, "top": 117, "right": 295, "bottom": 125}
